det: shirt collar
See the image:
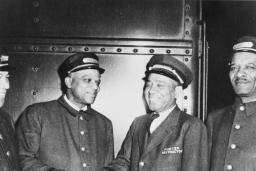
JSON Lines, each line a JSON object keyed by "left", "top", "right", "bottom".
{"left": 58, "top": 96, "right": 92, "bottom": 120}
{"left": 64, "top": 95, "right": 87, "bottom": 111}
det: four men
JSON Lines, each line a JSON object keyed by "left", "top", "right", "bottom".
{"left": 207, "top": 36, "right": 256, "bottom": 171}
{"left": 104, "top": 54, "right": 208, "bottom": 171}
{"left": 0, "top": 55, "right": 20, "bottom": 171}
{"left": 16, "top": 53, "right": 114, "bottom": 171}
{"left": 3, "top": 38, "right": 256, "bottom": 170}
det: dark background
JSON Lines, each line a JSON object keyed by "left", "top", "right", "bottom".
{"left": 203, "top": 0, "right": 256, "bottom": 112}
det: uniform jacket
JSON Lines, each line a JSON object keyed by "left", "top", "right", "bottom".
{"left": 207, "top": 98, "right": 256, "bottom": 171}
{"left": 0, "top": 110, "right": 20, "bottom": 171}
{"left": 16, "top": 96, "right": 114, "bottom": 171}
{"left": 104, "top": 106, "right": 208, "bottom": 171}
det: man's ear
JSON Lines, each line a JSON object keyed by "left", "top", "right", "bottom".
{"left": 64, "top": 76, "right": 72, "bottom": 89}
{"left": 174, "top": 85, "right": 183, "bottom": 100}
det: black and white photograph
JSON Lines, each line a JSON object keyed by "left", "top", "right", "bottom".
{"left": 0, "top": 0, "right": 256, "bottom": 170}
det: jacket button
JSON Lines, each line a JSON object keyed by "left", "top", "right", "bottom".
{"left": 0, "top": 134, "right": 3, "bottom": 140}
{"left": 79, "top": 116, "right": 84, "bottom": 120}
{"left": 230, "top": 144, "right": 236, "bottom": 149}
{"left": 82, "top": 163, "right": 87, "bottom": 167}
{"left": 239, "top": 106, "right": 245, "bottom": 111}
{"left": 227, "top": 164, "right": 232, "bottom": 170}
{"left": 6, "top": 151, "right": 10, "bottom": 156}
{"left": 235, "top": 124, "right": 241, "bottom": 130}
{"left": 139, "top": 161, "right": 144, "bottom": 167}
{"left": 80, "top": 131, "right": 85, "bottom": 135}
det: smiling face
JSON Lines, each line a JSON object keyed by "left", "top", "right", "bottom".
{"left": 143, "top": 73, "right": 178, "bottom": 113}
{"left": 65, "top": 69, "right": 101, "bottom": 108}
{"left": 229, "top": 52, "right": 256, "bottom": 102}
{"left": 0, "top": 71, "right": 10, "bottom": 108}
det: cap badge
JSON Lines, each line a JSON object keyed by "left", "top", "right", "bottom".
{"left": 82, "top": 57, "right": 98, "bottom": 64}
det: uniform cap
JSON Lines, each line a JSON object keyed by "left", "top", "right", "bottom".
{"left": 60, "top": 53, "right": 105, "bottom": 76}
{"left": 144, "top": 54, "right": 193, "bottom": 89}
{"left": 0, "top": 55, "right": 9, "bottom": 71}
{"left": 233, "top": 36, "right": 256, "bottom": 54}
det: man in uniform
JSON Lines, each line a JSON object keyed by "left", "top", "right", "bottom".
{"left": 207, "top": 36, "right": 256, "bottom": 171}
{"left": 0, "top": 54, "right": 20, "bottom": 171}
{"left": 103, "top": 54, "right": 208, "bottom": 171}
{"left": 16, "top": 53, "right": 114, "bottom": 171}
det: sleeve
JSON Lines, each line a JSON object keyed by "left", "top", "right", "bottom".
{"left": 181, "top": 120, "right": 209, "bottom": 171}
{"left": 102, "top": 121, "right": 136, "bottom": 171}
{"left": 16, "top": 105, "right": 64, "bottom": 171}
{"left": 104, "top": 121, "right": 115, "bottom": 166}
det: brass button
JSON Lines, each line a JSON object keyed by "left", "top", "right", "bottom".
{"left": 239, "top": 106, "right": 245, "bottom": 111}
{"left": 227, "top": 164, "right": 232, "bottom": 170}
{"left": 235, "top": 124, "right": 241, "bottom": 130}
{"left": 139, "top": 161, "right": 144, "bottom": 167}
{"left": 230, "top": 144, "right": 236, "bottom": 149}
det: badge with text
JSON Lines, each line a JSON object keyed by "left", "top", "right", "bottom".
{"left": 162, "top": 147, "right": 183, "bottom": 154}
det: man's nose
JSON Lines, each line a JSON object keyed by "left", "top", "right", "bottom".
{"left": 91, "top": 81, "right": 99, "bottom": 90}
{"left": 236, "top": 68, "right": 246, "bottom": 77}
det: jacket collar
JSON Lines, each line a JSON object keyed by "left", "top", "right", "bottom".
{"left": 58, "top": 96, "right": 92, "bottom": 120}
{"left": 232, "top": 97, "right": 256, "bottom": 116}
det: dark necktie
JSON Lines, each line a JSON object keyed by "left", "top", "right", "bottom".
{"left": 78, "top": 110, "right": 90, "bottom": 121}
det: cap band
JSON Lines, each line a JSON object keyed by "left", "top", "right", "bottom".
{"left": 68, "top": 63, "right": 99, "bottom": 73}
{"left": 0, "top": 55, "right": 9, "bottom": 71}
{"left": 233, "top": 41, "right": 256, "bottom": 52}
{"left": 149, "top": 64, "right": 184, "bottom": 84}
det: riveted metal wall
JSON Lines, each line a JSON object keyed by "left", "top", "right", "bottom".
{"left": 0, "top": 0, "right": 205, "bottom": 152}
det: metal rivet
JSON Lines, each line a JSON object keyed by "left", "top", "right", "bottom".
{"left": 100, "top": 48, "right": 105, "bottom": 52}
{"left": 17, "top": 46, "right": 22, "bottom": 50}
{"left": 185, "top": 58, "right": 189, "bottom": 62}
{"left": 185, "top": 30, "right": 190, "bottom": 35}
{"left": 117, "top": 48, "right": 122, "bottom": 52}
{"left": 51, "top": 46, "right": 56, "bottom": 51}
{"left": 166, "top": 49, "right": 171, "bottom": 54}
{"left": 33, "top": 46, "right": 38, "bottom": 52}
{"left": 32, "top": 66, "right": 39, "bottom": 72}
{"left": 133, "top": 49, "right": 138, "bottom": 53}
{"left": 84, "top": 47, "right": 89, "bottom": 51}
{"left": 185, "top": 49, "right": 190, "bottom": 54}
{"left": 68, "top": 47, "right": 73, "bottom": 52}
{"left": 32, "top": 90, "right": 38, "bottom": 96}
{"left": 149, "top": 49, "right": 154, "bottom": 53}
{"left": 33, "top": 1, "right": 39, "bottom": 7}
{"left": 33, "top": 17, "right": 40, "bottom": 23}
{"left": 184, "top": 96, "right": 188, "bottom": 100}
